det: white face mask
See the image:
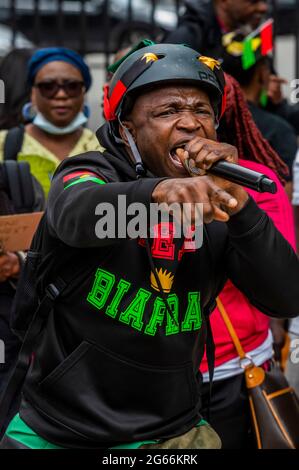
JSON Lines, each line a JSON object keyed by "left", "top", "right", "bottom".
{"left": 33, "top": 111, "right": 88, "bottom": 135}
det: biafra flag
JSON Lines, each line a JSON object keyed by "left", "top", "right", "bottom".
{"left": 242, "top": 19, "right": 273, "bottom": 70}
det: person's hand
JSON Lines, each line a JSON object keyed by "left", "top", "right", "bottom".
{"left": 0, "top": 252, "right": 21, "bottom": 282}
{"left": 152, "top": 137, "right": 248, "bottom": 225}
{"left": 152, "top": 176, "right": 248, "bottom": 225}
{"left": 176, "top": 137, "right": 238, "bottom": 176}
{"left": 267, "top": 74, "right": 288, "bottom": 105}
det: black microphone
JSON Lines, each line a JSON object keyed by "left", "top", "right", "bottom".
{"left": 208, "top": 161, "right": 277, "bottom": 194}
{"left": 183, "top": 158, "right": 277, "bottom": 194}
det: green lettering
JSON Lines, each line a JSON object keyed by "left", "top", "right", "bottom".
{"left": 145, "top": 294, "right": 179, "bottom": 336}
{"left": 166, "top": 294, "right": 179, "bottom": 336}
{"left": 181, "top": 292, "right": 202, "bottom": 332}
{"left": 87, "top": 268, "right": 115, "bottom": 310}
{"left": 144, "top": 297, "right": 165, "bottom": 336}
{"left": 106, "top": 279, "right": 131, "bottom": 318}
{"left": 119, "top": 288, "right": 151, "bottom": 331}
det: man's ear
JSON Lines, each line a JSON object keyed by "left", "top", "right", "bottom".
{"left": 118, "top": 120, "right": 136, "bottom": 148}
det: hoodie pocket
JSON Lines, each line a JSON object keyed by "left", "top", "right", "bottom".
{"left": 39, "top": 340, "right": 198, "bottom": 441}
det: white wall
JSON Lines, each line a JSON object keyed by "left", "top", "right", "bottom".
{"left": 85, "top": 53, "right": 109, "bottom": 132}
{"left": 275, "top": 35, "right": 297, "bottom": 100}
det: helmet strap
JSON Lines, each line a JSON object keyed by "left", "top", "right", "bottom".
{"left": 119, "top": 118, "right": 146, "bottom": 178}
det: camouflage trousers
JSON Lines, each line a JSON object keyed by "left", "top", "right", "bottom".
{"left": 140, "top": 423, "right": 222, "bottom": 449}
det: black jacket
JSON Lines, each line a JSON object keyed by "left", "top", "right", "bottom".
{"left": 165, "top": 0, "right": 223, "bottom": 58}
{"left": 248, "top": 102, "right": 297, "bottom": 180}
{"left": 266, "top": 100, "right": 299, "bottom": 136}
{"left": 19, "top": 123, "right": 299, "bottom": 448}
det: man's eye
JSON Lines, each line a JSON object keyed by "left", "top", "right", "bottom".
{"left": 196, "top": 108, "right": 212, "bottom": 116}
{"left": 158, "top": 109, "right": 176, "bottom": 116}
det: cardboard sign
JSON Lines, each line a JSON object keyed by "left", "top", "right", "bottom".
{"left": 0, "top": 212, "right": 43, "bottom": 253}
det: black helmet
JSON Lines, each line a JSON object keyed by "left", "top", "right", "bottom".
{"left": 103, "top": 43, "right": 226, "bottom": 123}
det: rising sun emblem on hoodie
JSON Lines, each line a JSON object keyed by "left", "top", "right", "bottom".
{"left": 150, "top": 268, "right": 175, "bottom": 293}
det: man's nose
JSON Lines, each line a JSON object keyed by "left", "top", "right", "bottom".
{"left": 176, "top": 112, "right": 202, "bottom": 131}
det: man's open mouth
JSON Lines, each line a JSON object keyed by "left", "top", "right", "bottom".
{"left": 169, "top": 145, "right": 185, "bottom": 168}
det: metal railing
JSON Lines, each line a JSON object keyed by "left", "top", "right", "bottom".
{"left": 1, "top": 0, "right": 181, "bottom": 54}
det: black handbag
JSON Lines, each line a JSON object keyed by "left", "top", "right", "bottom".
{"left": 217, "top": 296, "right": 299, "bottom": 449}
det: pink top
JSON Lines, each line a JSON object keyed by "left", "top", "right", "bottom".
{"left": 200, "top": 159, "right": 296, "bottom": 372}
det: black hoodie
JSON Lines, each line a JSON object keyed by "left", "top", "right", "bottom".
{"left": 19, "top": 123, "right": 299, "bottom": 448}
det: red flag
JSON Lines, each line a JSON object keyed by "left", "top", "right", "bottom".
{"left": 261, "top": 20, "right": 273, "bottom": 56}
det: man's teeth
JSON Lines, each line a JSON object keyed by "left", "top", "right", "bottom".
{"left": 172, "top": 151, "right": 180, "bottom": 162}
{"left": 171, "top": 147, "right": 184, "bottom": 160}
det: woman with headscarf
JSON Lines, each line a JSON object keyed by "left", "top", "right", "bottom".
{"left": 0, "top": 47, "right": 103, "bottom": 197}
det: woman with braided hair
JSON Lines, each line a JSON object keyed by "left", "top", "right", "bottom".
{"left": 200, "top": 73, "right": 296, "bottom": 449}
{"left": 219, "top": 74, "right": 289, "bottom": 184}
{"left": 221, "top": 27, "right": 297, "bottom": 200}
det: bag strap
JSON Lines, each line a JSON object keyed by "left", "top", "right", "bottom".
{"left": 3, "top": 160, "right": 35, "bottom": 212}
{"left": 216, "top": 296, "right": 247, "bottom": 361}
{"left": 3, "top": 126, "right": 25, "bottom": 161}
{"left": 198, "top": 224, "right": 222, "bottom": 421}
{"left": 204, "top": 315, "right": 215, "bottom": 421}
{"left": 3, "top": 126, "right": 44, "bottom": 212}
{"left": 217, "top": 297, "right": 268, "bottom": 397}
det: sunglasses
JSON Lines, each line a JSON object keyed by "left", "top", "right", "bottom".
{"left": 34, "top": 80, "right": 85, "bottom": 99}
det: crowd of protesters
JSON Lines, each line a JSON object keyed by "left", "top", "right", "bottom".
{"left": 0, "top": 0, "right": 298, "bottom": 450}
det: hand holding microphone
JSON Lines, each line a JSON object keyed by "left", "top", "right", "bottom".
{"left": 176, "top": 140, "right": 277, "bottom": 194}
{"left": 153, "top": 138, "right": 274, "bottom": 225}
